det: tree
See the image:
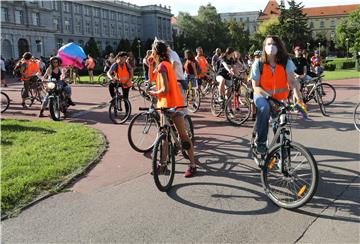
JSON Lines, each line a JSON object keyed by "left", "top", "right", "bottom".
{"left": 250, "top": 17, "right": 281, "bottom": 52}
{"left": 278, "top": 0, "right": 311, "bottom": 50}
{"left": 335, "top": 7, "right": 360, "bottom": 56}
{"left": 103, "top": 44, "right": 114, "bottom": 57}
{"left": 144, "top": 38, "right": 154, "bottom": 52}
{"left": 83, "top": 37, "right": 100, "bottom": 58}
{"left": 116, "top": 39, "right": 131, "bottom": 53}
{"left": 226, "top": 21, "right": 249, "bottom": 54}
{"left": 131, "top": 38, "right": 141, "bottom": 61}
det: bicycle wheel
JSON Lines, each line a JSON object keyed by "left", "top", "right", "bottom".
{"left": 210, "top": 86, "right": 223, "bottom": 117}
{"left": 354, "top": 102, "right": 360, "bottom": 132}
{"left": 1, "top": 92, "right": 10, "bottom": 113}
{"left": 109, "top": 97, "right": 132, "bottom": 124}
{"left": 315, "top": 88, "right": 328, "bottom": 116}
{"left": 49, "top": 98, "right": 61, "bottom": 121}
{"left": 261, "top": 142, "right": 318, "bottom": 209}
{"left": 98, "top": 73, "right": 109, "bottom": 87}
{"left": 187, "top": 88, "right": 201, "bottom": 113}
{"left": 21, "top": 88, "right": 34, "bottom": 107}
{"left": 184, "top": 114, "right": 195, "bottom": 143}
{"left": 317, "top": 83, "right": 336, "bottom": 106}
{"left": 128, "top": 112, "right": 159, "bottom": 152}
{"left": 225, "top": 93, "right": 251, "bottom": 126}
{"left": 152, "top": 133, "right": 175, "bottom": 192}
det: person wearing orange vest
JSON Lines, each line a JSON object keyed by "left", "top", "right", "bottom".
{"left": 148, "top": 40, "right": 196, "bottom": 177}
{"left": 19, "top": 52, "right": 41, "bottom": 108}
{"left": 251, "top": 35, "right": 303, "bottom": 154}
{"left": 85, "top": 54, "right": 95, "bottom": 83}
{"left": 107, "top": 51, "right": 133, "bottom": 114}
{"left": 195, "top": 47, "right": 211, "bottom": 90}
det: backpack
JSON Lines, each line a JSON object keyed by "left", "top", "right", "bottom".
{"left": 13, "top": 62, "right": 22, "bottom": 78}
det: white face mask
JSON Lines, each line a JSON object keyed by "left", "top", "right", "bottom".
{"left": 265, "top": 45, "right": 278, "bottom": 55}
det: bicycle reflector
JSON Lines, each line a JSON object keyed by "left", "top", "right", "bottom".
{"left": 293, "top": 101, "right": 308, "bottom": 118}
{"left": 297, "top": 185, "right": 307, "bottom": 197}
{"left": 268, "top": 157, "right": 277, "bottom": 170}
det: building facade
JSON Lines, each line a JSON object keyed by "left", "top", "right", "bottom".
{"left": 0, "top": 0, "right": 173, "bottom": 59}
{"left": 220, "top": 11, "right": 259, "bottom": 34}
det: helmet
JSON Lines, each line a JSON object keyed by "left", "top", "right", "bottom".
{"left": 254, "top": 50, "right": 262, "bottom": 56}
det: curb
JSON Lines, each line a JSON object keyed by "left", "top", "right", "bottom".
{"left": 1, "top": 127, "right": 109, "bottom": 220}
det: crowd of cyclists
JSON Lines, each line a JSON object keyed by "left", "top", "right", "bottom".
{"left": 1, "top": 34, "right": 327, "bottom": 179}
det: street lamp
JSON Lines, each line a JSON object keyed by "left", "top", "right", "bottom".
{"left": 346, "top": 38, "right": 349, "bottom": 59}
{"left": 137, "top": 39, "right": 141, "bottom": 64}
{"left": 306, "top": 42, "right": 310, "bottom": 51}
{"left": 318, "top": 42, "right": 321, "bottom": 56}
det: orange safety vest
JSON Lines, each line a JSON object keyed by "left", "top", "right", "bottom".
{"left": 196, "top": 56, "right": 207, "bottom": 78}
{"left": 259, "top": 63, "right": 289, "bottom": 100}
{"left": 156, "top": 61, "right": 184, "bottom": 109}
{"left": 116, "top": 63, "right": 131, "bottom": 87}
{"left": 21, "top": 60, "right": 40, "bottom": 81}
{"left": 86, "top": 58, "right": 95, "bottom": 69}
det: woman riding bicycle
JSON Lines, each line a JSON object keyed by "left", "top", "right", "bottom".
{"left": 107, "top": 52, "right": 133, "bottom": 114}
{"left": 39, "top": 56, "right": 75, "bottom": 117}
{"left": 251, "top": 35, "right": 303, "bottom": 154}
{"left": 216, "top": 47, "right": 236, "bottom": 102}
{"left": 148, "top": 40, "right": 196, "bottom": 177}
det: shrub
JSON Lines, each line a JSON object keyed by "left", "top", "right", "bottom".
{"left": 341, "top": 61, "right": 355, "bottom": 69}
{"left": 324, "top": 63, "right": 336, "bottom": 71}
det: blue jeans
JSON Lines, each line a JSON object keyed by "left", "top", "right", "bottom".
{"left": 254, "top": 94, "right": 271, "bottom": 144}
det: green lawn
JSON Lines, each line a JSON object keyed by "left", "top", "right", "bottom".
{"left": 1, "top": 119, "right": 106, "bottom": 216}
{"left": 324, "top": 69, "right": 360, "bottom": 81}
{"left": 78, "top": 75, "right": 144, "bottom": 85}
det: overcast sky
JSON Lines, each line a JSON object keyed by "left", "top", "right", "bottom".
{"left": 128, "top": 0, "right": 360, "bottom": 16}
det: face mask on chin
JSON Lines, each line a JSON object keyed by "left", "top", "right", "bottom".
{"left": 265, "top": 45, "right": 278, "bottom": 56}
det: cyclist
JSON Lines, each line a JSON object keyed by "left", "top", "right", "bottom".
{"left": 216, "top": 47, "right": 236, "bottom": 102}
{"left": 143, "top": 50, "right": 152, "bottom": 81}
{"left": 19, "top": 52, "right": 41, "bottom": 108}
{"left": 85, "top": 54, "right": 95, "bottom": 83}
{"left": 292, "top": 46, "right": 311, "bottom": 85}
{"left": 211, "top": 48, "right": 222, "bottom": 72}
{"left": 107, "top": 52, "right": 133, "bottom": 114}
{"left": 184, "top": 49, "right": 199, "bottom": 106}
{"left": 148, "top": 40, "right": 196, "bottom": 177}
{"left": 195, "top": 47, "right": 211, "bottom": 89}
{"left": 311, "top": 50, "right": 322, "bottom": 75}
{"left": 39, "top": 56, "right": 75, "bottom": 117}
{"left": 251, "top": 35, "right": 303, "bottom": 154}
{"left": 234, "top": 51, "right": 248, "bottom": 80}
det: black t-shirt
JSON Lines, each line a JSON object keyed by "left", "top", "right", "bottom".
{"left": 292, "top": 57, "right": 307, "bottom": 75}
{"left": 218, "top": 57, "right": 235, "bottom": 80}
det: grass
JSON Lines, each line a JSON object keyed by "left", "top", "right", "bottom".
{"left": 324, "top": 69, "right": 360, "bottom": 81}
{"left": 1, "top": 119, "right": 105, "bottom": 216}
{"left": 78, "top": 75, "right": 144, "bottom": 85}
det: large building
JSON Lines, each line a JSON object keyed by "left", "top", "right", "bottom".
{"left": 0, "top": 0, "right": 173, "bottom": 59}
{"left": 219, "top": 11, "right": 258, "bottom": 34}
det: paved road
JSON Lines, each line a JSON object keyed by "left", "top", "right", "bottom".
{"left": 2, "top": 78, "right": 359, "bottom": 243}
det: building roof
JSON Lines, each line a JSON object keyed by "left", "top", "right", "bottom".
{"left": 303, "top": 4, "right": 360, "bottom": 17}
{"left": 258, "top": 0, "right": 280, "bottom": 20}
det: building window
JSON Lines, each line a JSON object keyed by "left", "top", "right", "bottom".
{"left": 103, "top": 23, "right": 108, "bottom": 35}
{"left": 110, "top": 11, "right": 116, "bottom": 20}
{"left": 36, "top": 40, "right": 42, "bottom": 53}
{"left": 64, "top": 20, "right": 70, "bottom": 32}
{"left": 51, "top": 0, "right": 59, "bottom": 10}
{"left": 75, "top": 20, "right": 82, "bottom": 33}
{"left": 93, "top": 8, "right": 100, "bottom": 17}
{"left": 84, "top": 6, "right": 91, "bottom": 16}
{"left": 111, "top": 24, "right": 116, "bottom": 36}
{"left": 102, "top": 9, "right": 108, "bottom": 19}
{"left": 1, "top": 7, "right": 9, "bottom": 22}
{"left": 53, "top": 18, "right": 59, "bottom": 30}
{"left": 240, "top": 17, "right": 243, "bottom": 22}
{"left": 86, "top": 21, "right": 92, "bottom": 34}
{"left": 32, "top": 12, "right": 40, "bottom": 26}
{"left": 74, "top": 4, "right": 82, "bottom": 14}
{"left": 57, "top": 39, "right": 63, "bottom": 49}
{"left": 320, "top": 21, "right": 324, "bottom": 28}
{"left": 331, "top": 20, "right": 336, "bottom": 27}
{"left": 63, "top": 2, "right": 71, "bottom": 12}
{"left": 15, "top": 10, "right": 24, "bottom": 24}
{"left": 247, "top": 17, "right": 249, "bottom": 22}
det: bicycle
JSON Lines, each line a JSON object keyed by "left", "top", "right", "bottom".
{"left": 185, "top": 78, "right": 201, "bottom": 113}
{"left": 210, "top": 76, "right": 251, "bottom": 126}
{"left": 354, "top": 102, "right": 360, "bottom": 132}
{"left": 300, "top": 75, "right": 336, "bottom": 116}
{"left": 128, "top": 82, "right": 194, "bottom": 153}
{"left": 21, "top": 77, "right": 46, "bottom": 107}
{"left": 250, "top": 96, "right": 318, "bottom": 209}
{"left": 64, "top": 68, "right": 80, "bottom": 84}
{"left": 108, "top": 82, "right": 132, "bottom": 124}
{"left": 1, "top": 91, "right": 10, "bottom": 113}
{"left": 151, "top": 105, "right": 194, "bottom": 192}
{"left": 98, "top": 72, "right": 110, "bottom": 87}
{"left": 200, "top": 68, "right": 217, "bottom": 97}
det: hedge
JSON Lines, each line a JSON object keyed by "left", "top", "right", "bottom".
{"left": 324, "top": 63, "right": 336, "bottom": 71}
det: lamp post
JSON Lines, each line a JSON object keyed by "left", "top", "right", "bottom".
{"left": 137, "top": 39, "right": 141, "bottom": 64}
{"left": 318, "top": 42, "right": 321, "bottom": 56}
{"left": 306, "top": 42, "right": 310, "bottom": 51}
{"left": 345, "top": 38, "right": 349, "bottom": 59}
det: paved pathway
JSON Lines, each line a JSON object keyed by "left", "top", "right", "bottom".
{"left": 1, "top": 78, "right": 359, "bottom": 243}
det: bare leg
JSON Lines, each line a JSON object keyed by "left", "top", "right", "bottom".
{"left": 173, "top": 115, "right": 195, "bottom": 166}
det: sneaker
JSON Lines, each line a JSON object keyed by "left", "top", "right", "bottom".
{"left": 184, "top": 165, "right": 196, "bottom": 178}
{"left": 256, "top": 143, "right": 267, "bottom": 155}
{"left": 22, "top": 103, "right": 27, "bottom": 109}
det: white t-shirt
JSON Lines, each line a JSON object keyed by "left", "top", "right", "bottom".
{"left": 0, "top": 59, "right": 5, "bottom": 71}
{"left": 168, "top": 50, "right": 184, "bottom": 81}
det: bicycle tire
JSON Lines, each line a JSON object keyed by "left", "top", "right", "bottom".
{"left": 98, "top": 73, "right": 109, "bottom": 87}
{"left": 49, "top": 98, "right": 61, "bottom": 121}
{"left": 354, "top": 102, "right": 360, "bottom": 132}
{"left": 187, "top": 88, "right": 201, "bottom": 113}
{"left": 318, "top": 83, "right": 336, "bottom": 106}
{"left": 225, "top": 93, "right": 251, "bottom": 126}
{"left": 152, "top": 133, "right": 175, "bottom": 192}
{"left": 1, "top": 92, "right": 10, "bottom": 113}
{"left": 109, "top": 97, "right": 132, "bottom": 124}
{"left": 261, "top": 142, "right": 318, "bottom": 209}
{"left": 128, "top": 112, "right": 160, "bottom": 152}
{"left": 21, "top": 88, "right": 34, "bottom": 107}
{"left": 315, "top": 88, "right": 328, "bottom": 116}
{"left": 210, "top": 86, "right": 223, "bottom": 117}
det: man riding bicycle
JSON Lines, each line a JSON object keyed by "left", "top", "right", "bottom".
{"left": 107, "top": 52, "right": 133, "bottom": 114}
